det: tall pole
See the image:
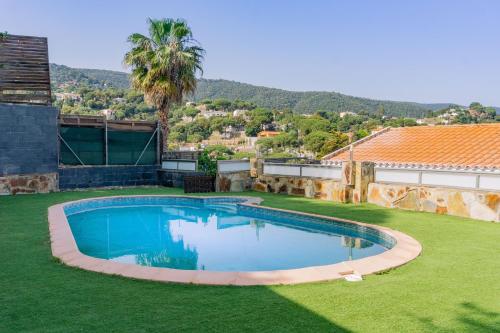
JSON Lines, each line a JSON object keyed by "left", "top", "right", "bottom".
{"left": 156, "top": 121, "right": 161, "bottom": 165}
{"left": 104, "top": 116, "right": 109, "bottom": 165}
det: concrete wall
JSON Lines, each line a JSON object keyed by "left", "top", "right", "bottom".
{"left": 368, "top": 183, "right": 500, "bottom": 222}
{"left": 0, "top": 104, "right": 59, "bottom": 194}
{"left": 59, "top": 165, "right": 159, "bottom": 190}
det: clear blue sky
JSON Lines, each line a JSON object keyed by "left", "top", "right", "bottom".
{"left": 2, "top": 0, "right": 500, "bottom": 106}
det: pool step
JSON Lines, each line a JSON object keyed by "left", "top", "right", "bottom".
{"left": 204, "top": 204, "right": 239, "bottom": 214}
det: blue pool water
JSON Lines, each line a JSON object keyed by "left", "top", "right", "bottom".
{"left": 65, "top": 197, "right": 394, "bottom": 272}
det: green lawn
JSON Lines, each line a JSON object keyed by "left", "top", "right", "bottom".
{"left": 1, "top": 188, "right": 499, "bottom": 333}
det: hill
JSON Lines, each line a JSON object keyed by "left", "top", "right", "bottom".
{"left": 50, "top": 64, "right": 130, "bottom": 89}
{"left": 50, "top": 63, "right": 463, "bottom": 117}
{"left": 194, "top": 79, "right": 436, "bottom": 116}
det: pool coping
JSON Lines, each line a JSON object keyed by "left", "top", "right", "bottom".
{"left": 47, "top": 195, "right": 422, "bottom": 285}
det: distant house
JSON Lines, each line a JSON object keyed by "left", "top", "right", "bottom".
{"left": 233, "top": 109, "right": 247, "bottom": 117}
{"left": 181, "top": 115, "right": 194, "bottom": 123}
{"left": 54, "top": 92, "right": 81, "bottom": 102}
{"left": 261, "top": 123, "right": 276, "bottom": 131}
{"left": 257, "top": 131, "right": 281, "bottom": 138}
{"left": 221, "top": 125, "right": 240, "bottom": 139}
{"left": 196, "top": 104, "right": 207, "bottom": 112}
{"left": 101, "top": 109, "right": 117, "bottom": 120}
{"left": 339, "top": 111, "right": 356, "bottom": 118}
{"left": 201, "top": 110, "right": 227, "bottom": 118}
{"left": 112, "top": 97, "right": 126, "bottom": 103}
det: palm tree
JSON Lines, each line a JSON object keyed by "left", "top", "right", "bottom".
{"left": 124, "top": 18, "right": 204, "bottom": 151}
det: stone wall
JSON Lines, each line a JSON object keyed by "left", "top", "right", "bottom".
{"left": 253, "top": 175, "right": 351, "bottom": 202}
{"left": 252, "top": 161, "right": 375, "bottom": 203}
{"left": 368, "top": 183, "right": 500, "bottom": 222}
{"left": 59, "top": 165, "right": 159, "bottom": 190}
{"left": 216, "top": 170, "right": 253, "bottom": 192}
{"left": 0, "top": 173, "right": 58, "bottom": 195}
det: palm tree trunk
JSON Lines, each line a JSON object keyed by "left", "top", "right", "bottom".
{"left": 158, "top": 105, "right": 170, "bottom": 154}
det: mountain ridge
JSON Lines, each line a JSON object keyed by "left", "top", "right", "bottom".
{"left": 50, "top": 63, "right": 496, "bottom": 116}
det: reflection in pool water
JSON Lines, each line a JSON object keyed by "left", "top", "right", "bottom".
{"left": 67, "top": 200, "right": 388, "bottom": 272}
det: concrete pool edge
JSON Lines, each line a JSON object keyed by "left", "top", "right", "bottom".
{"left": 47, "top": 195, "right": 422, "bottom": 285}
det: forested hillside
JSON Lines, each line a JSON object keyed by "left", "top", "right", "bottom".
{"left": 50, "top": 63, "right": 467, "bottom": 116}
{"left": 50, "top": 64, "right": 130, "bottom": 89}
{"left": 194, "top": 79, "right": 435, "bottom": 116}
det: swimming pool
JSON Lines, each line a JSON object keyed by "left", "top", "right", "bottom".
{"left": 48, "top": 196, "right": 421, "bottom": 285}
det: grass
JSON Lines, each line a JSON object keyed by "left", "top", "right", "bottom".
{"left": 0, "top": 187, "right": 499, "bottom": 333}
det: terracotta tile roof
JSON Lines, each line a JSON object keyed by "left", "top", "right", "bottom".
{"left": 324, "top": 124, "right": 500, "bottom": 169}
{"left": 257, "top": 131, "right": 281, "bottom": 137}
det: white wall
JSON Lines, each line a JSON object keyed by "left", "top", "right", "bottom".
{"left": 218, "top": 160, "right": 250, "bottom": 173}
{"left": 263, "top": 163, "right": 341, "bottom": 179}
{"left": 375, "top": 169, "right": 420, "bottom": 184}
{"left": 375, "top": 167, "right": 500, "bottom": 191}
{"left": 264, "top": 164, "right": 301, "bottom": 176}
{"left": 162, "top": 160, "right": 196, "bottom": 171}
{"left": 421, "top": 172, "right": 476, "bottom": 188}
{"left": 301, "top": 166, "right": 341, "bottom": 179}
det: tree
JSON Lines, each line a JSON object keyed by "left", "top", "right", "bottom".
{"left": 255, "top": 137, "right": 275, "bottom": 153}
{"left": 377, "top": 104, "right": 385, "bottom": 117}
{"left": 304, "top": 131, "right": 333, "bottom": 155}
{"left": 304, "top": 131, "right": 349, "bottom": 157}
{"left": 124, "top": 18, "right": 204, "bottom": 151}
{"left": 296, "top": 116, "right": 331, "bottom": 135}
{"left": 183, "top": 106, "right": 200, "bottom": 118}
{"left": 187, "top": 133, "right": 203, "bottom": 143}
{"left": 320, "top": 132, "right": 349, "bottom": 157}
{"left": 245, "top": 121, "right": 262, "bottom": 137}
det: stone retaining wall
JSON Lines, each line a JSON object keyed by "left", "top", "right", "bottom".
{"left": 368, "top": 182, "right": 500, "bottom": 222}
{"left": 0, "top": 173, "right": 58, "bottom": 195}
{"left": 216, "top": 170, "right": 253, "bottom": 192}
{"left": 253, "top": 175, "right": 350, "bottom": 202}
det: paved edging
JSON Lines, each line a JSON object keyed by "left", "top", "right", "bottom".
{"left": 48, "top": 195, "right": 422, "bottom": 285}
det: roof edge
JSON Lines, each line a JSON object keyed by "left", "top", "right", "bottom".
{"left": 322, "top": 127, "right": 392, "bottom": 160}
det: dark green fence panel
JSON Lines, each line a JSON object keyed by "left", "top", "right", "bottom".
{"left": 59, "top": 126, "right": 105, "bottom": 165}
{"left": 108, "top": 130, "right": 157, "bottom": 165}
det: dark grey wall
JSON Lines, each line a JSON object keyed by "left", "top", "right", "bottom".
{"left": 158, "top": 170, "right": 205, "bottom": 188}
{"left": 0, "top": 104, "right": 59, "bottom": 176}
{"left": 59, "top": 165, "right": 159, "bottom": 190}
